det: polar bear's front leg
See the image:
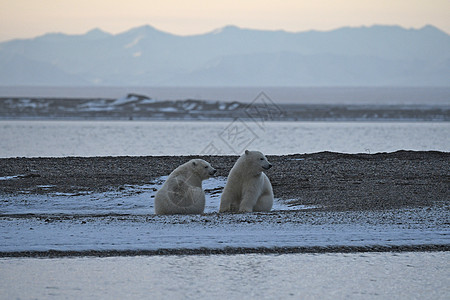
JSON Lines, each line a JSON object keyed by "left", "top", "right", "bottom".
{"left": 239, "top": 191, "right": 259, "bottom": 212}
{"left": 219, "top": 190, "right": 232, "bottom": 212}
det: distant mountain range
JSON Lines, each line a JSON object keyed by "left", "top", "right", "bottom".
{"left": 0, "top": 24, "right": 449, "bottom": 86}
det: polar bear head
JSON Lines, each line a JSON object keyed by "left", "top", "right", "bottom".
{"left": 244, "top": 150, "right": 272, "bottom": 171}
{"left": 191, "top": 159, "right": 217, "bottom": 180}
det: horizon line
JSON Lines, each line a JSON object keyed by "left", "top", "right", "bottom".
{"left": 0, "top": 23, "right": 448, "bottom": 43}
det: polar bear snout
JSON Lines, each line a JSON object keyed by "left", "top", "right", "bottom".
{"left": 263, "top": 164, "right": 272, "bottom": 170}
{"left": 209, "top": 168, "right": 217, "bottom": 176}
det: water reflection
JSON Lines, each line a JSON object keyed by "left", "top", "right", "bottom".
{"left": 1, "top": 252, "right": 448, "bottom": 299}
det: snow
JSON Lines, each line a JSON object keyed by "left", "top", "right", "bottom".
{"left": 0, "top": 176, "right": 448, "bottom": 253}
{"left": 182, "top": 102, "right": 198, "bottom": 110}
{"left": 1, "top": 208, "right": 448, "bottom": 252}
{"left": 0, "top": 176, "right": 298, "bottom": 216}
{"left": 0, "top": 175, "right": 21, "bottom": 181}
{"left": 124, "top": 35, "right": 144, "bottom": 49}
{"left": 7, "top": 98, "right": 49, "bottom": 110}
{"left": 159, "top": 107, "right": 178, "bottom": 112}
{"left": 139, "top": 99, "right": 156, "bottom": 104}
{"left": 80, "top": 96, "right": 157, "bottom": 110}
{"left": 78, "top": 100, "right": 114, "bottom": 111}
{"left": 111, "top": 95, "right": 140, "bottom": 106}
{"left": 228, "top": 103, "right": 240, "bottom": 110}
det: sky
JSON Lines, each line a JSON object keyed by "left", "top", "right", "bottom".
{"left": 0, "top": 0, "right": 449, "bottom": 42}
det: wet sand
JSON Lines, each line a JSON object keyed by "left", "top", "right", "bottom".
{"left": 1, "top": 151, "right": 448, "bottom": 211}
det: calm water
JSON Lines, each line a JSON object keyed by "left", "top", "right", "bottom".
{"left": 1, "top": 252, "right": 449, "bottom": 300}
{"left": 1, "top": 120, "right": 449, "bottom": 157}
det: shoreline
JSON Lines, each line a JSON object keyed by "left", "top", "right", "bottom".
{"left": 1, "top": 151, "right": 448, "bottom": 257}
{"left": 1, "top": 96, "right": 449, "bottom": 121}
{"left": 2, "top": 118, "right": 450, "bottom": 122}
{"left": 1, "top": 150, "right": 448, "bottom": 211}
{"left": 2, "top": 244, "right": 449, "bottom": 258}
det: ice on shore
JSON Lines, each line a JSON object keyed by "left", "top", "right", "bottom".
{"left": 0, "top": 176, "right": 302, "bottom": 216}
{"left": 0, "top": 175, "right": 21, "bottom": 181}
{"left": 1, "top": 176, "right": 447, "bottom": 254}
{"left": 1, "top": 206, "right": 448, "bottom": 253}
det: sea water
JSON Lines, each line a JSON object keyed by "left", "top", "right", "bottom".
{"left": 1, "top": 252, "right": 449, "bottom": 299}
{"left": 0, "top": 120, "right": 449, "bottom": 157}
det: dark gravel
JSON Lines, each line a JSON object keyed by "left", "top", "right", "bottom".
{"left": 1, "top": 151, "right": 448, "bottom": 211}
{"left": 2, "top": 245, "right": 449, "bottom": 258}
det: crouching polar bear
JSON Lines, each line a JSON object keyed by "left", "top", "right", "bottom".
{"left": 219, "top": 150, "right": 274, "bottom": 213}
{"left": 154, "top": 159, "right": 216, "bottom": 215}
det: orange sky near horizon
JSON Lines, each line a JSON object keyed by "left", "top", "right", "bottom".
{"left": 0, "top": 0, "right": 449, "bottom": 41}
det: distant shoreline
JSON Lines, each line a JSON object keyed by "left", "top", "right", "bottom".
{"left": 1, "top": 95, "right": 449, "bottom": 121}
{"left": 1, "top": 86, "right": 450, "bottom": 105}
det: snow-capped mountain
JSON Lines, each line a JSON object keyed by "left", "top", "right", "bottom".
{"left": 0, "top": 24, "right": 449, "bottom": 86}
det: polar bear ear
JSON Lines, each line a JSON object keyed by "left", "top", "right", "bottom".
{"left": 245, "top": 150, "right": 249, "bottom": 155}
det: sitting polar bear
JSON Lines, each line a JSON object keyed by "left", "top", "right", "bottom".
{"left": 154, "top": 159, "right": 216, "bottom": 215}
{"left": 219, "top": 150, "right": 274, "bottom": 213}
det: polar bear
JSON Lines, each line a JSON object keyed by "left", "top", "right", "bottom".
{"left": 154, "top": 159, "right": 216, "bottom": 215}
{"left": 219, "top": 150, "right": 274, "bottom": 213}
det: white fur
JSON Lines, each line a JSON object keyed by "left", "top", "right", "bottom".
{"left": 154, "top": 159, "right": 216, "bottom": 215}
{"left": 219, "top": 150, "right": 274, "bottom": 213}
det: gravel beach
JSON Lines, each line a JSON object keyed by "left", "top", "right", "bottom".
{"left": 1, "top": 151, "right": 448, "bottom": 211}
{"left": 1, "top": 151, "right": 449, "bottom": 257}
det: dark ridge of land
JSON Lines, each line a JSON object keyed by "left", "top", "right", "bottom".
{"left": 1, "top": 151, "right": 448, "bottom": 211}
{"left": 1, "top": 245, "right": 449, "bottom": 258}
{"left": 1, "top": 96, "right": 449, "bottom": 121}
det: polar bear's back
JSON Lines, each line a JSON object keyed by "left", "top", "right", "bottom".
{"left": 154, "top": 181, "right": 205, "bottom": 215}
{"left": 154, "top": 160, "right": 207, "bottom": 215}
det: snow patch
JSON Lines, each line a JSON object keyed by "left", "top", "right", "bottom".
{"left": 182, "top": 102, "right": 198, "bottom": 110}
{"left": 0, "top": 175, "right": 21, "bottom": 181}
{"left": 124, "top": 35, "right": 144, "bottom": 49}
{"left": 111, "top": 95, "right": 139, "bottom": 106}
{"left": 0, "top": 176, "right": 301, "bottom": 216}
{"left": 159, "top": 107, "right": 178, "bottom": 112}
{"left": 36, "top": 185, "right": 55, "bottom": 189}
{"left": 140, "top": 99, "right": 156, "bottom": 104}
{"left": 228, "top": 103, "right": 240, "bottom": 110}
{"left": 79, "top": 100, "right": 114, "bottom": 111}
